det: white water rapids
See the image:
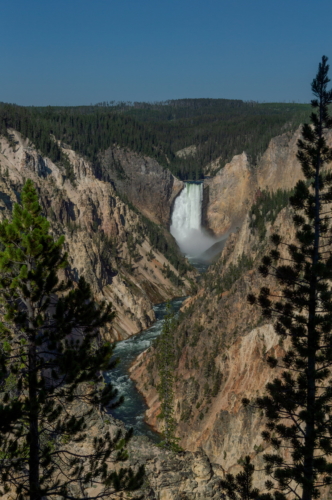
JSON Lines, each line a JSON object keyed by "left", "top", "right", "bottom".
{"left": 170, "top": 182, "right": 217, "bottom": 258}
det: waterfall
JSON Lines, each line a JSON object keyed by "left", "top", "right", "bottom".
{"left": 171, "top": 182, "right": 215, "bottom": 258}
{"left": 171, "top": 182, "right": 203, "bottom": 235}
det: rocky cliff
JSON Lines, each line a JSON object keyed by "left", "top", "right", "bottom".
{"left": 0, "top": 130, "right": 193, "bottom": 340}
{"left": 202, "top": 126, "right": 320, "bottom": 237}
{"left": 202, "top": 151, "right": 253, "bottom": 236}
{"left": 100, "top": 147, "right": 183, "bottom": 226}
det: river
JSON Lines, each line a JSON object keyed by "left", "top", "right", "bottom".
{"left": 104, "top": 297, "right": 186, "bottom": 442}
{"left": 105, "top": 258, "right": 209, "bottom": 441}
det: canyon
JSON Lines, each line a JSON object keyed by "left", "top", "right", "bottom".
{"left": 1, "top": 122, "right": 331, "bottom": 498}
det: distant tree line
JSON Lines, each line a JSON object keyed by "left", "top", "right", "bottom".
{"left": 118, "top": 99, "right": 311, "bottom": 179}
{"left": 0, "top": 99, "right": 311, "bottom": 181}
{"left": 0, "top": 103, "right": 169, "bottom": 179}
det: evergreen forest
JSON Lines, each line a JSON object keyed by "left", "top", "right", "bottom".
{"left": 0, "top": 99, "right": 310, "bottom": 180}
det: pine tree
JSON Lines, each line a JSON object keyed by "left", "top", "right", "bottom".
{"left": 156, "top": 303, "right": 180, "bottom": 451}
{"left": 0, "top": 179, "right": 144, "bottom": 499}
{"left": 246, "top": 56, "right": 332, "bottom": 499}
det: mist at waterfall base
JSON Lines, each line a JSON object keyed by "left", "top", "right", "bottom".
{"left": 170, "top": 182, "right": 221, "bottom": 261}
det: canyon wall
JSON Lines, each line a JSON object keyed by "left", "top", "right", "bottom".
{"left": 202, "top": 127, "right": 309, "bottom": 237}
{"left": 202, "top": 151, "right": 253, "bottom": 236}
{"left": 100, "top": 147, "right": 183, "bottom": 226}
{"left": 0, "top": 130, "right": 193, "bottom": 340}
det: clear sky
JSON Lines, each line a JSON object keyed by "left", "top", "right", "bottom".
{"left": 2, "top": 0, "right": 332, "bottom": 106}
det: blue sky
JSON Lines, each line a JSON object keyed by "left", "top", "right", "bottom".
{"left": 2, "top": 0, "right": 332, "bottom": 105}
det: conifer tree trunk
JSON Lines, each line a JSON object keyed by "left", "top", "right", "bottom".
{"left": 28, "top": 338, "right": 40, "bottom": 500}
{"left": 302, "top": 91, "right": 323, "bottom": 500}
{"left": 303, "top": 173, "right": 318, "bottom": 499}
{"left": 27, "top": 296, "right": 41, "bottom": 500}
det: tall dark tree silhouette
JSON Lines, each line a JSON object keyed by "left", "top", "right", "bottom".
{"left": 0, "top": 179, "right": 144, "bottom": 499}
{"left": 246, "top": 56, "right": 332, "bottom": 500}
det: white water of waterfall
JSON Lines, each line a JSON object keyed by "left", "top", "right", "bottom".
{"left": 170, "top": 183, "right": 216, "bottom": 258}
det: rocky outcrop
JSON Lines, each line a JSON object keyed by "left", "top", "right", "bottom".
{"left": 100, "top": 147, "right": 183, "bottom": 226}
{"left": 203, "top": 156, "right": 222, "bottom": 177}
{"left": 81, "top": 411, "right": 225, "bottom": 500}
{"left": 175, "top": 145, "right": 197, "bottom": 159}
{"left": 256, "top": 128, "right": 303, "bottom": 192}
{"left": 0, "top": 395, "right": 224, "bottom": 500}
{"left": 0, "top": 130, "right": 193, "bottom": 340}
{"left": 128, "top": 437, "right": 224, "bottom": 499}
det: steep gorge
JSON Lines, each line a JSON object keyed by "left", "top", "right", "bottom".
{"left": 130, "top": 127, "right": 332, "bottom": 493}
{"left": 0, "top": 130, "right": 193, "bottom": 340}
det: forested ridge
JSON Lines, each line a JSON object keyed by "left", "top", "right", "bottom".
{"left": 0, "top": 99, "right": 310, "bottom": 180}
{"left": 118, "top": 99, "right": 311, "bottom": 179}
{"left": 0, "top": 103, "right": 168, "bottom": 184}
